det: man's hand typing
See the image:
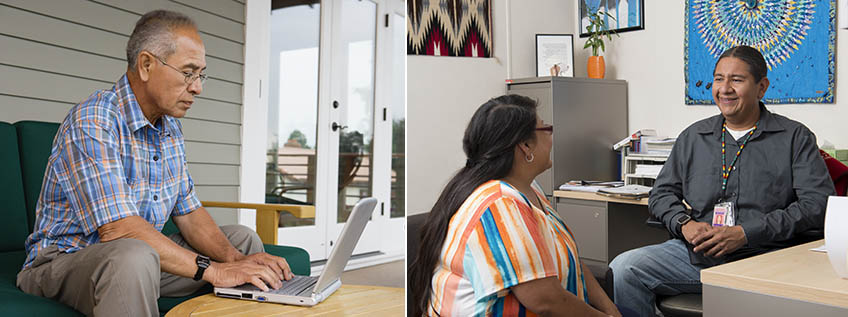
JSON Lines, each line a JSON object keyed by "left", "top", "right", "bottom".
{"left": 204, "top": 259, "right": 284, "bottom": 292}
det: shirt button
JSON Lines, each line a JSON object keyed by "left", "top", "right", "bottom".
{"left": 153, "top": 195, "right": 159, "bottom": 201}
{"left": 153, "top": 155, "right": 159, "bottom": 161}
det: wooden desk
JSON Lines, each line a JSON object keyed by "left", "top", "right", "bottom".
{"left": 552, "top": 190, "right": 666, "bottom": 265}
{"left": 701, "top": 240, "right": 848, "bottom": 316}
{"left": 165, "top": 285, "right": 404, "bottom": 316}
{"left": 553, "top": 190, "right": 648, "bottom": 205}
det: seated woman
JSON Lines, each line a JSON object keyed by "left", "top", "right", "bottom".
{"left": 409, "top": 95, "right": 634, "bottom": 316}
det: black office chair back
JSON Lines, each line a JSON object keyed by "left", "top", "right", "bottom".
{"left": 407, "top": 213, "right": 429, "bottom": 316}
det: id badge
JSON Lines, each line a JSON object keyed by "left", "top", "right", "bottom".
{"left": 711, "top": 201, "right": 735, "bottom": 227}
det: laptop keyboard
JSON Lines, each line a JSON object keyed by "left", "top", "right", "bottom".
{"left": 268, "top": 275, "right": 318, "bottom": 296}
{"left": 232, "top": 275, "right": 318, "bottom": 296}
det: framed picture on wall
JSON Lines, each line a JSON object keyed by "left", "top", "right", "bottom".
{"left": 535, "top": 34, "right": 574, "bottom": 77}
{"left": 579, "top": 0, "right": 644, "bottom": 38}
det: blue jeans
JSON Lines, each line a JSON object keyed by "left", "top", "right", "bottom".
{"left": 609, "top": 239, "right": 706, "bottom": 317}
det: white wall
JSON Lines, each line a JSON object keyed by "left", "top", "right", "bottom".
{"left": 407, "top": 0, "right": 575, "bottom": 215}
{"left": 575, "top": 0, "right": 847, "bottom": 147}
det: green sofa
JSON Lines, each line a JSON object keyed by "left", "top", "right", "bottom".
{"left": 0, "top": 121, "right": 310, "bottom": 316}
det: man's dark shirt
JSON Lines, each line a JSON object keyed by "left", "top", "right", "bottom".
{"left": 649, "top": 103, "right": 834, "bottom": 259}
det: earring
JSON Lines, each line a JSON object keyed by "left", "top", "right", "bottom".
{"left": 525, "top": 153, "right": 535, "bottom": 163}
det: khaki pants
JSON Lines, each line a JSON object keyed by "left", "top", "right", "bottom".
{"left": 17, "top": 225, "right": 264, "bottom": 316}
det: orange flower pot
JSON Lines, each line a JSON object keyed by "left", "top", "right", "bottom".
{"left": 587, "top": 56, "right": 605, "bottom": 79}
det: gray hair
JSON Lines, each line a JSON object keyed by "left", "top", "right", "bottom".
{"left": 126, "top": 10, "right": 197, "bottom": 69}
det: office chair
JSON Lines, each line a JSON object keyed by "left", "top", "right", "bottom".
{"left": 642, "top": 217, "right": 704, "bottom": 317}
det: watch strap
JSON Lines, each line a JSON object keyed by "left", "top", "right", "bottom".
{"left": 674, "top": 213, "right": 692, "bottom": 238}
{"left": 193, "top": 255, "right": 210, "bottom": 281}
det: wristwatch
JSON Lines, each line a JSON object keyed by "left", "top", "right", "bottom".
{"left": 193, "top": 255, "right": 210, "bottom": 281}
{"left": 676, "top": 214, "right": 692, "bottom": 237}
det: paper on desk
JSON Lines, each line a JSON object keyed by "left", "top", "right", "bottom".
{"left": 598, "top": 184, "right": 652, "bottom": 196}
{"left": 810, "top": 244, "right": 827, "bottom": 253}
{"left": 558, "top": 184, "right": 606, "bottom": 193}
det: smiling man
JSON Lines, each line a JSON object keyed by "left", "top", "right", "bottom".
{"left": 609, "top": 45, "right": 834, "bottom": 316}
{"left": 16, "top": 10, "right": 292, "bottom": 316}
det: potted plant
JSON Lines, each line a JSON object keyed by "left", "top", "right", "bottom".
{"left": 582, "top": 8, "right": 618, "bottom": 79}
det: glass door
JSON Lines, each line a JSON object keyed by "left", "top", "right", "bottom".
{"left": 266, "top": 0, "right": 395, "bottom": 262}
{"left": 266, "top": 1, "right": 325, "bottom": 259}
{"left": 327, "top": 0, "right": 381, "bottom": 256}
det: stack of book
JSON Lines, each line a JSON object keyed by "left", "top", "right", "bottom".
{"left": 642, "top": 137, "right": 675, "bottom": 155}
{"left": 634, "top": 164, "right": 663, "bottom": 178}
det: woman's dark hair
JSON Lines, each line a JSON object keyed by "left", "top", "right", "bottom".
{"left": 408, "top": 94, "right": 538, "bottom": 316}
{"left": 714, "top": 45, "right": 768, "bottom": 82}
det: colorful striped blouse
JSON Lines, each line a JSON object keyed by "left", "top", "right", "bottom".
{"left": 428, "top": 180, "right": 587, "bottom": 316}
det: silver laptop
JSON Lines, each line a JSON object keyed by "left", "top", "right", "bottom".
{"left": 213, "top": 197, "right": 377, "bottom": 306}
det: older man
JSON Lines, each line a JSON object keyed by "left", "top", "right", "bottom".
{"left": 610, "top": 46, "right": 835, "bottom": 316}
{"left": 16, "top": 10, "right": 291, "bottom": 316}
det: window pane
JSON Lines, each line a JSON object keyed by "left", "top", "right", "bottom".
{"left": 266, "top": 3, "right": 321, "bottom": 227}
{"left": 337, "top": 0, "right": 377, "bottom": 223}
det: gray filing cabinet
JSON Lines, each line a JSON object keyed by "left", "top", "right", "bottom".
{"left": 509, "top": 77, "right": 666, "bottom": 265}
{"left": 506, "top": 77, "right": 628, "bottom": 197}
{"left": 554, "top": 194, "right": 669, "bottom": 265}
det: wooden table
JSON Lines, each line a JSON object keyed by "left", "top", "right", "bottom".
{"left": 165, "top": 285, "right": 404, "bottom": 316}
{"left": 701, "top": 240, "right": 848, "bottom": 316}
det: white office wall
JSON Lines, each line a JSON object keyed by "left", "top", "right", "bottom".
{"left": 408, "top": 0, "right": 576, "bottom": 215}
{"left": 573, "top": 0, "right": 848, "bottom": 147}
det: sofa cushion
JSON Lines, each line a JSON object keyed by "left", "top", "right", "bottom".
{"left": 0, "top": 251, "right": 26, "bottom": 293}
{"left": 0, "top": 123, "right": 29, "bottom": 252}
{"left": 265, "top": 244, "right": 311, "bottom": 276}
{"left": 157, "top": 284, "right": 212, "bottom": 315}
{"left": 0, "top": 289, "right": 83, "bottom": 316}
{"left": 0, "top": 251, "right": 82, "bottom": 315}
{"left": 15, "top": 121, "right": 60, "bottom": 231}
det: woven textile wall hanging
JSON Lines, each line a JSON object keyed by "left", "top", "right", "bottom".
{"left": 685, "top": 0, "right": 835, "bottom": 104}
{"left": 407, "top": 0, "right": 493, "bottom": 57}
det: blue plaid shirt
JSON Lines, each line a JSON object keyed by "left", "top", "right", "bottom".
{"left": 22, "top": 74, "right": 202, "bottom": 270}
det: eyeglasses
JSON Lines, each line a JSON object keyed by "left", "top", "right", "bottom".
{"left": 151, "top": 53, "right": 207, "bottom": 86}
{"left": 536, "top": 125, "right": 553, "bottom": 133}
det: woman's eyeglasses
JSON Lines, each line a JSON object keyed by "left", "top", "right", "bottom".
{"left": 535, "top": 125, "right": 553, "bottom": 133}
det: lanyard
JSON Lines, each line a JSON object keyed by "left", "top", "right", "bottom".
{"left": 721, "top": 120, "right": 759, "bottom": 193}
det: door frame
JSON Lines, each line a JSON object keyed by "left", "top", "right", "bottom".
{"left": 240, "top": 0, "right": 271, "bottom": 231}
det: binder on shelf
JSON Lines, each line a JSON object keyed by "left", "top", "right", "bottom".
{"left": 613, "top": 129, "right": 657, "bottom": 151}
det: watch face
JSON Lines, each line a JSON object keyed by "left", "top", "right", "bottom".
{"left": 197, "top": 255, "right": 210, "bottom": 268}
